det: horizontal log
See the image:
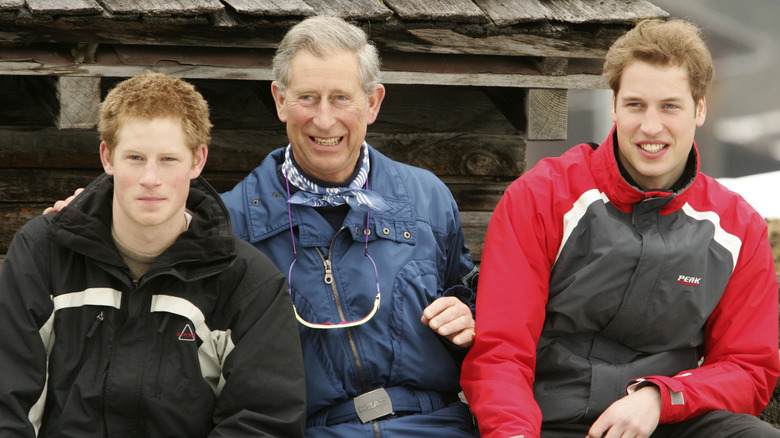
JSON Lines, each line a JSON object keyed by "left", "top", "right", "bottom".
{"left": 0, "top": 204, "right": 45, "bottom": 256}
{"left": 461, "top": 210, "right": 491, "bottom": 262}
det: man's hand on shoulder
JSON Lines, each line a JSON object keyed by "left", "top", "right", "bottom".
{"left": 421, "top": 296, "right": 475, "bottom": 348}
{"left": 587, "top": 385, "right": 661, "bottom": 438}
{"left": 42, "top": 188, "right": 83, "bottom": 215}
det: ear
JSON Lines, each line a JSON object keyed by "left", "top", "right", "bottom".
{"left": 100, "top": 141, "right": 114, "bottom": 175}
{"left": 610, "top": 93, "right": 618, "bottom": 124}
{"left": 189, "top": 144, "right": 208, "bottom": 179}
{"left": 695, "top": 96, "right": 707, "bottom": 127}
{"left": 366, "top": 84, "right": 386, "bottom": 125}
{"left": 271, "top": 81, "right": 288, "bottom": 123}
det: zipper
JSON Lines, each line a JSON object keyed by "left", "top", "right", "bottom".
{"left": 315, "top": 228, "right": 368, "bottom": 392}
{"left": 154, "top": 314, "right": 171, "bottom": 398}
{"left": 86, "top": 310, "right": 105, "bottom": 382}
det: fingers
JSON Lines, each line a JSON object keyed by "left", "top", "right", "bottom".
{"left": 42, "top": 188, "right": 84, "bottom": 215}
{"left": 421, "top": 297, "right": 475, "bottom": 347}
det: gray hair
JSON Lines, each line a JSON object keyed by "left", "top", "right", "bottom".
{"left": 272, "top": 16, "right": 381, "bottom": 98}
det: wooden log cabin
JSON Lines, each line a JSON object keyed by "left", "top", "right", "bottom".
{"left": 0, "top": 0, "right": 668, "bottom": 267}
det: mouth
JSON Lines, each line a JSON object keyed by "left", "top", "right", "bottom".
{"left": 311, "top": 136, "right": 343, "bottom": 146}
{"left": 639, "top": 143, "right": 667, "bottom": 154}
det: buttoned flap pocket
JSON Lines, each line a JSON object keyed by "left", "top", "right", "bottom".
{"left": 373, "top": 217, "right": 417, "bottom": 245}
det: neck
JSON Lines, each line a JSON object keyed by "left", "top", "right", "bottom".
{"left": 111, "top": 210, "right": 188, "bottom": 255}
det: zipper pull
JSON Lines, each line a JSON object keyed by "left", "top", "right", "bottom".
{"left": 86, "top": 311, "right": 105, "bottom": 338}
{"left": 323, "top": 259, "right": 334, "bottom": 285}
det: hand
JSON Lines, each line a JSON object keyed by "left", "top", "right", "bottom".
{"left": 42, "top": 188, "right": 84, "bottom": 215}
{"left": 421, "top": 296, "right": 475, "bottom": 348}
{"left": 587, "top": 386, "right": 661, "bottom": 438}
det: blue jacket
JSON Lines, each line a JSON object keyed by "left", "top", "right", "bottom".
{"left": 221, "top": 145, "right": 478, "bottom": 437}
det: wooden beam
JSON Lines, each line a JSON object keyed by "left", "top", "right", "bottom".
{"left": 304, "top": 0, "right": 393, "bottom": 20}
{"left": 473, "top": 0, "right": 668, "bottom": 26}
{"left": 383, "top": 0, "right": 487, "bottom": 23}
{"left": 221, "top": 0, "right": 314, "bottom": 16}
{"left": 401, "top": 28, "right": 608, "bottom": 58}
{"left": 99, "top": 0, "right": 224, "bottom": 16}
{"left": 0, "top": 0, "right": 24, "bottom": 11}
{"left": 26, "top": 0, "right": 103, "bottom": 15}
{"left": 56, "top": 76, "right": 101, "bottom": 130}
{"left": 526, "top": 88, "right": 568, "bottom": 141}
{"left": 0, "top": 60, "right": 607, "bottom": 89}
{"left": 461, "top": 210, "right": 492, "bottom": 262}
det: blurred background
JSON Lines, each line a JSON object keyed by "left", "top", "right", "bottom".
{"left": 527, "top": 0, "right": 780, "bottom": 180}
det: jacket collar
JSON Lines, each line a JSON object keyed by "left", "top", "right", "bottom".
{"left": 591, "top": 125, "right": 699, "bottom": 213}
{"left": 243, "top": 145, "right": 417, "bottom": 247}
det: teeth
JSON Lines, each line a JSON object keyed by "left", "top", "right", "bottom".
{"left": 313, "top": 137, "right": 341, "bottom": 146}
{"left": 641, "top": 143, "right": 665, "bottom": 153}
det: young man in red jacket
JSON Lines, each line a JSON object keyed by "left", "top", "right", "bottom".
{"left": 462, "top": 19, "right": 780, "bottom": 438}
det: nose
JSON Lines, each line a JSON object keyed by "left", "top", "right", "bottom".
{"left": 312, "top": 100, "right": 337, "bottom": 131}
{"left": 640, "top": 108, "right": 663, "bottom": 136}
{"left": 140, "top": 162, "right": 161, "bottom": 186}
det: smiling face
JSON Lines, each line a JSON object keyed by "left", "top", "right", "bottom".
{"left": 612, "top": 60, "right": 706, "bottom": 191}
{"left": 101, "top": 117, "right": 207, "bottom": 244}
{"left": 271, "top": 49, "right": 385, "bottom": 183}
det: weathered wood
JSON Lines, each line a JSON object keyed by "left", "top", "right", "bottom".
{"left": 540, "top": 0, "right": 668, "bottom": 24}
{"left": 69, "top": 42, "right": 99, "bottom": 64}
{"left": 472, "top": 0, "right": 549, "bottom": 26}
{"left": 368, "top": 133, "right": 524, "bottom": 178}
{"left": 0, "top": 0, "right": 23, "bottom": 11}
{"left": 0, "top": 128, "right": 100, "bottom": 169}
{"left": 402, "top": 28, "right": 609, "bottom": 58}
{"left": 0, "top": 204, "right": 45, "bottom": 255}
{"left": 26, "top": 0, "right": 102, "bottom": 15}
{"left": 376, "top": 84, "right": 519, "bottom": 135}
{"left": 526, "top": 88, "right": 568, "bottom": 141}
{"left": 0, "top": 53, "right": 608, "bottom": 89}
{"left": 303, "top": 0, "right": 393, "bottom": 20}
{"left": 56, "top": 76, "right": 101, "bottom": 130}
{"left": 100, "top": 0, "right": 223, "bottom": 16}
{"left": 383, "top": 0, "right": 487, "bottom": 23}
{"left": 461, "top": 211, "right": 492, "bottom": 262}
{"left": 474, "top": 0, "right": 668, "bottom": 26}
{"left": 222, "top": 0, "right": 314, "bottom": 16}
{"left": 0, "top": 168, "right": 100, "bottom": 202}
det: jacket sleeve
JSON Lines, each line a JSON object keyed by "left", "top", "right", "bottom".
{"left": 0, "top": 220, "right": 54, "bottom": 437}
{"left": 444, "top": 195, "right": 478, "bottom": 311}
{"left": 209, "top": 252, "right": 306, "bottom": 438}
{"left": 461, "top": 176, "right": 559, "bottom": 438}
{"left": 634, "top": 217, "right": 780, "bottom": 423}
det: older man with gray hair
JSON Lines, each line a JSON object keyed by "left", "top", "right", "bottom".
{"left": 220, "top": 16, "right": 479, "bottom": 437}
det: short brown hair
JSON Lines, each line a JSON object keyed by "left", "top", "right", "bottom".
{"left": 603, "top": 19, "right": 714, "bottom": 103}
{"left": 99, "top": 71, "right": 212, "bottom": 154}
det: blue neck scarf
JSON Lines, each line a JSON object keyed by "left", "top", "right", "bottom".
{"left": 282, "top": 143, "right": 390, "bottom": 212}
